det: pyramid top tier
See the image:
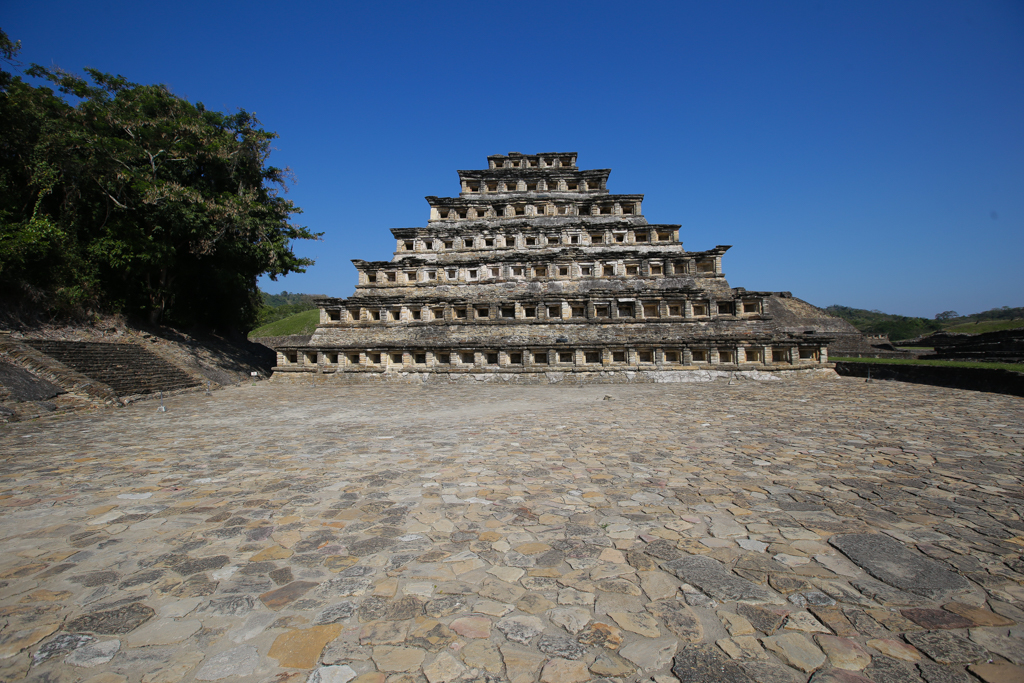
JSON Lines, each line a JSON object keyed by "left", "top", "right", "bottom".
{"left": 426, "top": 152, "right": 640, "bottom": 223}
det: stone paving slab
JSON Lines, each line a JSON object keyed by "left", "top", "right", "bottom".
{"left": 0, "top": 377, "right": 1021, "bottom": 683}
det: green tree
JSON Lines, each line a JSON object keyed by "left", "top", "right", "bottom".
{"left": 0, "top": 32, "right": 320, "bottom": 330}
{"left": 935, "top": 310, "right": 959, "bottom": 320}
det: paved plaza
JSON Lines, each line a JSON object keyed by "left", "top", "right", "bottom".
{"left": 1, "top": 376, "right": 1022, "bottom": 683}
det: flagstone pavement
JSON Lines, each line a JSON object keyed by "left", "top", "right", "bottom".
{"left": 1, "top": 377, "right": 1022, "bottom": 683}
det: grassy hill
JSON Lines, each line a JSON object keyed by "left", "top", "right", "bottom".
{"left": 249, "top": 308, "right": 320, "bottom": 338}
{"left": 827, "top": 305, "right": 1024, "bottom": 341}
{"left": 254, "top": 291, "right": 326, "bottom": 329}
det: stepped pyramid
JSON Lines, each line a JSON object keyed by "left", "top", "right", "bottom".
{"left": 273, "top": 152, "right": 839, "bottom": 383}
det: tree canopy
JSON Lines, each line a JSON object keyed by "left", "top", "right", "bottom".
{"left": 0, "top": 28, "right": 320, "bottom": 330}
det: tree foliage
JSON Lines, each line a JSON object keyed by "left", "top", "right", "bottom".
{"left": 0, "top": 29, "right": 320, "bottom": 330}
{"left": 824, "top": 305, "right": 944, "bottom": 341}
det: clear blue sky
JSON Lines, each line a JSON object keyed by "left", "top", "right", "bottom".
{"left": 6, "top": 1, "right": 1023, "bottom": 318}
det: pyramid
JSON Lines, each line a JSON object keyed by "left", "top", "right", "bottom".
{"left": 273, "top": 152, "right": 841, "bottom": 383}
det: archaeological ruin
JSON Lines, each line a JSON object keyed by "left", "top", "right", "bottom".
{"left": 273, "top": 152, "right": 858, "bottom": 383}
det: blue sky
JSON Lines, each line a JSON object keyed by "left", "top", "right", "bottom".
{"left": 6, "top": 1, "right": 1023, "bottom": 318}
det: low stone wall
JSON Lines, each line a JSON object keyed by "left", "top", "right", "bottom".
{"left": 272, "top": 366, "right": 839, "bottom": 385}
{"left": 835, "top": 361, "right": 1024, "bottom": 397}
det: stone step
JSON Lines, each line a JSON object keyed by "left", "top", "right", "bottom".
{"left": 24, "top": 340, "right": 200, "bottom": 396}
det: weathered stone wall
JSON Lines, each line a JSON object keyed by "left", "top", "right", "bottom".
{"left": 834, "top": 361, "right": 1024, "bottom": 397}
{"left": 919, "top": 328, "right": 1024, "bottom": 363}
{"left": 273, "top": 366, "right": 839, "bottom": 385}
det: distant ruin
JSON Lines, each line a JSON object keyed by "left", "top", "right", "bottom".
{"left": 273, "top": 152, "right": 857, "bottom": 383}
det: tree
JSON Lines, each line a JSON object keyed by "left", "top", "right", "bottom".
{"left": 0, "top": 34, "right": 320, "bottom": 330}
{"left": 934, "top": 311, "right": 959, "bottom": 320}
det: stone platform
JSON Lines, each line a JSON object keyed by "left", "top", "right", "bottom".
{"left": 1, "top": 378, "right": 1022, "bottom": 683}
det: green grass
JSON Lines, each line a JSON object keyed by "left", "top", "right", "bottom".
{"left": 248, "top": 308, "right": 319, "bottom": 338}
{"left": 942, "top": 319, "right": 1024, "bottom": 335}
{"left": 831, "top": 356, "right": 1024, "bottom": 373}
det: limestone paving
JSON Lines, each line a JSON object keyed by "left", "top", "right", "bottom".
{"left": 0, "top": 376, "right": 1021, "bottom": 683}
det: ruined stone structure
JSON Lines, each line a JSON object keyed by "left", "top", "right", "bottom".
{"left": 274, "top": 152, "right": 840, "bottom": 382}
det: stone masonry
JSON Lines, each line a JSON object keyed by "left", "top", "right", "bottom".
{"left": 273, "top": 153, "right": 854, "bottom": 382}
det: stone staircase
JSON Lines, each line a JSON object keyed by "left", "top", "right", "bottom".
{"left": 22, "top": 340, "right": 200, "bottom": 397}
